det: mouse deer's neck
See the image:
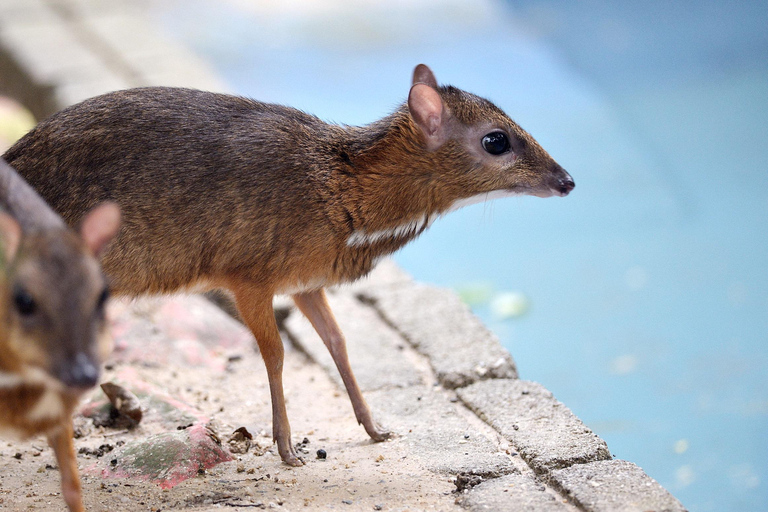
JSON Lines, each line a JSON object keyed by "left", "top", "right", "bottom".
{"left": 342, "top": 109, "right": 462, "bottom": 236}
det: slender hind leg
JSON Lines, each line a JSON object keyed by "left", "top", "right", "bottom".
{"left": 233, "top": 284, "right": 303, "bottom": 466}
{"left": 293, "top": 288, "right": 390, "bottom": 441}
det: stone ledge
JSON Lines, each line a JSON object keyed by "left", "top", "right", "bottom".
{"left": 282, "top": 291, "right": 424, "bottom": 392}
{"left": 357, "top": 274, "right": 518, "bottom": 389}
{"left": 549, "top": 459, "right": 688, "bottom": 512}
{"left": 456, "top": 472, "right": 576, "bottom": 512}
{"left": 456, "top": 379, "right": 611, "bottom": 475}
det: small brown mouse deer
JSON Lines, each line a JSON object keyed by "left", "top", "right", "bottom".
{"left": 4, "top": 64, "right": 573, "bottom": 466}
{"left": 0, "top": 158, "right": 120, "bottom": 511}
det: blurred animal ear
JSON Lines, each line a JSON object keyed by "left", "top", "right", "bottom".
{"left": 80, "top": 202, "right": 121, "bottom": 257}
{"left": 0, "top": 212, "right": 21, "bottom": 262}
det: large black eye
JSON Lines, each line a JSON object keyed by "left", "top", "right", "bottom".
{"left": 481, "top": 132, "right": 511, "bottom": 155}
{"left": 13, "top": 288, "right": 37, "bottom": 316}
{"left": 96, "top": 287, "right": 110, "bottom": 310}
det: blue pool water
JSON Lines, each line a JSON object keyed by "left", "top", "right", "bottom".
{"left": 154, "top": 1, "right": 768, "bottom": 510}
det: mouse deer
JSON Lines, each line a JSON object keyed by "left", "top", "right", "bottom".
{"left": 0, "top": 157, "right": 120, "bottom": 511}
{"left": 4, "top": 64, "right": 573, "bottom": 466}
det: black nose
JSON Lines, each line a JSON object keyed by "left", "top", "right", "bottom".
{"left": 60, "top": 353, "right": 100, "bottom": 389}
{"left": 557, "top": 175, "right": 575, "bottom": 196}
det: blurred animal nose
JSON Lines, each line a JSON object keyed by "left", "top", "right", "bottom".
{"left": 557, "top": 174, "right": 575, "bottom": 196}
{"left": 60, "top": 353, "right": 100, "bottom": 389}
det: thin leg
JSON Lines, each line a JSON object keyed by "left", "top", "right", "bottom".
{"left": 233, "top": 285, "right": 303, "bottom": 466}
{"left": 47, "top": 421, "right": 84, "bottom": 512}
{"left": 293, "top": 288, "right": 390, "bottom": 441}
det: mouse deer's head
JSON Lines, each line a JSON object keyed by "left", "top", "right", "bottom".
{"left": 0, "top": 203, "right": 120, "bottom": 393}
{"left": 407, "top": 64, "right": 574, "bottom": 209}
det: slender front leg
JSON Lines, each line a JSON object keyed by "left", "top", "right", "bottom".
{"left": 47, "top": 421, "right": 84, "bottom": 512}
{"left": 292, "top": 288, "right": 390, "bottom": 441}
{"left": 233, "top": 285, "right": 303, "bottom": 466}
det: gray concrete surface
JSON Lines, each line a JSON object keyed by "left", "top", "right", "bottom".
{"left": 0, "top": 1, "right": 688, "bottom": 510}
{"left": 549, "top": 460, "right": 687, "bottom": 512}
{"left": 456, "top": 473, "right": 573, "bottom": 511}
{"left": 457, "top": 379, "right": 611, "bottom": 475}
{"left": 359, "top": 280, "right": 518, "bottom": 389}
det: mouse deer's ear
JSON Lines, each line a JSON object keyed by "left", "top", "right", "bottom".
{"left": 412, "top": 64, "right": 438, "bottom": 88}
{"left": 80, "top": 202, "right": 121, "bottom": 257}
{"left": 408, "top": 82, "right": 445, "bottom": 151}
{"left": 0, "top": 212, "right": 21, "bottom": 262}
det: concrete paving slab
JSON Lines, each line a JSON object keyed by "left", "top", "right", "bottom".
{"left": 457, "top": 472, "right": 576, "bottom": 512}
{"left": 360, "top": 281, "right": 518, "bottom": 388}
{"left": 549, "top": 459, "right": 688, "bottom": 512}
{"left": 457, "top": 379, "right": 611, "bottom": 474}
{"left": 367, "top": 386, "right": 516, "bottom": 478}
{"left": 283, "top": 291, "right": 424, "bottom": 392}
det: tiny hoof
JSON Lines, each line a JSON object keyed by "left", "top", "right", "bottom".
{"left": 366, "top": 423, "right": 392, "bottom": 442}
{"left": 282, "top": 454, "right": 305, "bottom": 467}
{"left": 371, "top": 430, "right": 392, "bottom": 442}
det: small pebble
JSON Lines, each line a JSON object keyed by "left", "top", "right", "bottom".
{"left": 316, "top": 449, "right": 327, "bottom": 460}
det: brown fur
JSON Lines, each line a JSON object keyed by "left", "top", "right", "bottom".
{"left": 0, "top": 157, "right": 120, "bottom": 512}
{"left": 3, "top": 65, "right": 573, "bottom": 466}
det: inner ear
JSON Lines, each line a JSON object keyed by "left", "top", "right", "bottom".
{"left": 0, "top": 212, "right": 22, "bottom": 262}
{"left": 408, "top": 83, "right": 444, "bottom": 143}
{"left": 80, "top": 202, "right": 121, "bottom": 257}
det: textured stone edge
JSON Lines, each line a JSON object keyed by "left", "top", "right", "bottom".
{"left": 456, "top": 379, "right": 611, "bottom": 476}
{"left": 549, "top": 460, "right": 688, "bottom": 512}
{"left": 0, "top": 0, "right": 227, "bottom": 118}
{"left": 353, "top": 263, "right": 518, "bottom": 389}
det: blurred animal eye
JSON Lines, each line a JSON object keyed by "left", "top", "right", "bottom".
{"left": 481, "top": 132, "right": 511, "bottom": 155}
{"left": 96, "top": 287, "right": 110, "bottom": 310}
{"left": 13, "top": 288, "right": 36, "bottom": 316}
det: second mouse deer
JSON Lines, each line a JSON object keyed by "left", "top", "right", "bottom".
{"left": 0, "top": 158, "right": 120, "bottom": 511}
{"left": 4, "top": 64, "right": 573, "bottom": 466}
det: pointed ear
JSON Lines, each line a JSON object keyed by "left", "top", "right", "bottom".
{"left": 0, "top": 212, "right": 22, "bottom": 262}
{"left": 80, "top": 202, "right": 121, "bottom": 257}
{"left": 412, "top": 64, "right": 438, "bottom": 88}
{"left": 408, "top": 82, "right": 445, "bottom": 151}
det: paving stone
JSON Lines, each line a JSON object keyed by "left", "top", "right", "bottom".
{"left": 0, "top": 19, "right": 106, "bottom": 81}
{"left": 457, "top": 472, "right": 574, "bottom": 511}
{"left": 359, "top": 280, "right": 517, "bottom": 388}
{"left": 0, "top": 0, "right": 58, "bottom": 25}
{"left": 549, "top": 459, "right": 688, "bottom": 512}
{"left": 90, "top": 423, "right": 233, "bottom": 489}
{"left": 108, "top": 295, "right": 254, "bottom": 371}
{"left": 80, "top": 367, "right": 209, "bottom": 431}
{"left": 283, "top": 292, "right": 423, "bottom": 392}
{"left": 457, "top": 380, "right": 611, "bottom": 474}
{"left": 367, "top": 386, "right": 515, "bottom": 477}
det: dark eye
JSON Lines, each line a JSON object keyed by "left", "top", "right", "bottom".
{"left": 13, "top": 288, "right": 37, "bottom": 316}
{"left": 96, "top": 287, "right": 110, "bottom": 310}
{"left": 481, "top": 132, "right": 511, "bottom": 155}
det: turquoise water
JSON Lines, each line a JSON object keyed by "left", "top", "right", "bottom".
{"left": 155, "top": 1, "right": 767, "bottom": 510}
